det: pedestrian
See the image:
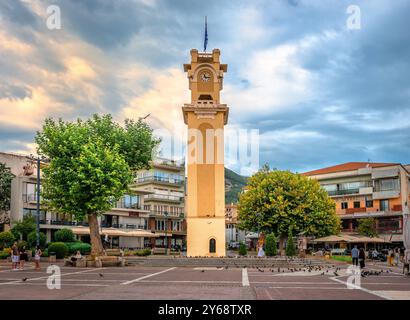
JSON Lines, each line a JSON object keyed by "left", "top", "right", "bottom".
{"left": 19, "top": 246, "right": 28, "bottom": 270}
{"left": 394, "top": 247, "right": 400, "bottom": 266}
{"left": 11, "top": 242, "right": 20, "bottom": 270}
{"left": 351, "top": 245, "right": 359, "bottom": 266}
{"left": 34, "top": 245, "right": 42, "bottom": 271}
{"left": 387, "top": 248, "right": 394, "bottom": 266}
{"left": 359, "top": 247, "right": 366, "bottom": 269}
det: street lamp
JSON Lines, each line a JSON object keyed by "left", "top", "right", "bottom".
{"left": 164, "top": 211, "right": 169, "bottom": 255}
{"left": 26, "top": 154, "right": 49, "bottom": 247}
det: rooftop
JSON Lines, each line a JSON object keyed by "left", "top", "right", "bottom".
{"left": 302, "top": 162, "right": 400, "bottom": 176}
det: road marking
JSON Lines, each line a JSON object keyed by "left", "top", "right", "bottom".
{"left": 139, "top": 280, "right": 240, "bottom": 284}
{"left": 0, "top": 267, "right": 104, "bottom": 285}
{"left": 121, "top": 267, "right": 176, "bottom": 285}
{"left": 330, "top": 276, "right": 393, "bottom": 300}
{"left": 242, "top": 268, "right": 249, "bottom": 287}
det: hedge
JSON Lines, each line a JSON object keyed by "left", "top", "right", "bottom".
{"left": 47, "top": 242, "right": 69, "bottom": 259}
{"left": 54, "top": 229, "right": 75, "bottom": 242}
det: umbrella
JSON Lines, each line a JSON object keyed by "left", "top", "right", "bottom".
{"left": 403, "top": 205, "right": 410, "bottom": 264}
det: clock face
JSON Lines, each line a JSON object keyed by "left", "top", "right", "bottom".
{"left": 200, "top": 72, "right": 211, "bottom": 82}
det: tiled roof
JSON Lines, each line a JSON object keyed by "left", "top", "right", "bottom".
{"left": 302, "top": 162, "right": 400, "bottom": 176}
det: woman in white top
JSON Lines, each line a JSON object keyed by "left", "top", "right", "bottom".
{"left": 34, "top": 246, "right": 42, "bottom": 271}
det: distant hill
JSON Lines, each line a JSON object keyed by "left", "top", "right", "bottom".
{"left": 225, "top": 167, "right": 248, "bottom": 204}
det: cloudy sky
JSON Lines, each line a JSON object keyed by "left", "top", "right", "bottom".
{"left": 1, "top": 0, "right": 409, "bottom": 175}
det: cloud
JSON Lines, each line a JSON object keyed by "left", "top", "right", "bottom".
{"left": 0, "top": 0, "right": 409, "bottom": 174}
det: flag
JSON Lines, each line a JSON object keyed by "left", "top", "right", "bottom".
{"left": 204, "top": 16, "right": 208, "bottom": 52}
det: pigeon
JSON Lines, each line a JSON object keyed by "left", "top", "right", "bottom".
{"left": 99, "top": 273, "right": 104, "bottom": 277}
{"left": 22, "top": 278, "right": 27, "bottom": 282}
{"left": 225, "top": 266, "right": 228, "bottom": 269}
{"left": 333, "top": 271, "right": 339, "bottom": 276}
{"left": 320, "top": 272, "right": 325, "bottom": 276}
{"left": 201, "top": 270, "right": 205, "bottom": 273}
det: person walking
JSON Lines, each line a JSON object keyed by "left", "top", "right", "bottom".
{"left": 388, "top": 248, "right": 394, "bottom": 266}
{"left": 351, "top": 245, "right": 359, "bottom": 266}
{"left": 11, "top": 242, "right": 20, "bottom": 270}
{"left": 19, "top": 246, "right": 28, "bottom": 270}
{"left": 394, "top": 247, "right": 400, "bottom": 266}
{"left": 359, "top": 247, "right": 366, "bottom": 269}
{"left": 34, "top": 246, "right": 42, "bottom": 271}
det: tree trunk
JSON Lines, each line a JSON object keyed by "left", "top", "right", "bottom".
{"left": 88, "top": 213, "right": 104, "bottom": 257}
{"left": 279, "top": 236, "right": 285, "bottom": 256}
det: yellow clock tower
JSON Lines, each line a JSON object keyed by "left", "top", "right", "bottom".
{"left": 182, "top": 48, "right": 228, "bottom": 257}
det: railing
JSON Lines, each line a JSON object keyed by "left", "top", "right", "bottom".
{"left": 40, "top": 220, "right": 147, "bottom": 230}
{"left": 144, "top": 194, "right": 183, "bottom": 202}
{"left": 22, "top": 193, "right": 40, "bottom": 202}
{"left": 328, "top": 188, "right": 360, "bottom": 196}
{"left": 134, "top": 176, "right": 184, "bottom": 185}
{"left": 115, "top": 201, "right": 141, "bottom": 210}
{"left": 150, "top": 211, "right": 184, "bottom": 218}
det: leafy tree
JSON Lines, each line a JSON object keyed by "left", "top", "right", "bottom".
{"left": 54, "top": 228, "right": 75, "bottom": 242}
{"left": 358, "top": 217, "right": 377, "bottom": 237}
{"left": 27, "top": 231, "right": 47, "bottom": 248}
{"left": 0, "top": 162, "right": 15, "bottom": 226}
{"left": 0, "top": 231, "right": 15, "bottom": 249}
{"left": 238, "top": 242, "right": 247, "bottom": 256}
{"left": 238, "top": 168, "right": 340, "bottom": 253}
{"left": 285, "top": 229, "right": 296, "bottom": 256}
{"left": 265, "top": 233, "right": 277, "bottom": 256}
{"left": 35, "top": 114, "right": 159, "bottom": 256}
{"left": 11, "top": 214, "right": 36, "bottom": 241}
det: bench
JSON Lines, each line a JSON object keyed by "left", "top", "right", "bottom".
{"left": 95, "top": 255, "right": 125, "bottom": 267}
{"left": 104, "top": 249, "right": 124, "bottom": 257}
{"left": 64, "top": 256, "right": 87, "bottom": 267}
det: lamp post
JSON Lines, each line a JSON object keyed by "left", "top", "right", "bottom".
{"left": 26, "top": 155, "right": 49, "bottom": 247}
{"left": 164, "top": 211, "right": 169, "bottom": 255}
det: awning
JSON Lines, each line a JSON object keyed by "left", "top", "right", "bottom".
{"left": 71, "top": 227, "right": 158, "bottom": 238}
{"left": 313, "top": 234, "right": 389, "bottom": 243}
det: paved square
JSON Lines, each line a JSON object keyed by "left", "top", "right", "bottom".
{"left": 0, "top": 261, "right": 409, "bottom": 300}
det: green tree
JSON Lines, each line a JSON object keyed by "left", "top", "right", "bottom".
{"left": 11, "top": 214, "right": 36, "bottom": 241}
{"left": 0, "top": 162, "right": 15, "bottom": 227}
{"left": 27, "top": 231, "right": 47, "bottom": 248}
{"left": 265, "top": 233, "right": 277, "bottom": 256}
{"left": 238, "top": 168, "right": 340, "bottom": 254}
{"left": 54, "top": 228, "right": 75, "bottom": 242}
{"left": 285, "top": 229, "right": 296, "bottom": 256}
{"left": 0, "top": 231, "right": 15, "bottom": 249}
{"left": 358, "top": 217, "right": 377, "bottom": 237}
{"left": 35, "top": 114, "right": 159, "bottom": 256}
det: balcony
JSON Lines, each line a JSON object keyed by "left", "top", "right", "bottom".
{"left": 39, "top": 220, "right": 147, "bottom": 230}
{"left": 328, "top": 188, "right": 360, "bottom": 196}
{"left": 144, "top": 194, "right": 183, "bottom": 203}
{"left": 134, "top": 175, "right": 184, "bottom": 186}
{"left": 22, "top": 193, "right": 40, "bottom": 203}
{"left": 150, "top": 211, "right": 184, "bottom": 218}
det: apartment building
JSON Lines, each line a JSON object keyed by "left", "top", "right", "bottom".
{"left": 133, "top": 157, "right": 186, "bottom": 250}
{"left": 225, "top": 204, "right": 245, "bottom": 246}
{"left": 304, "top": 162, "right": 410, "bottom": 244}
{"left": 0, "top": 152, "right": 187, "bottom": 250}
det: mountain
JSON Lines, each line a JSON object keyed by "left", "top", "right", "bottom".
{"left": 225, "top": 167, "right": 248, "bottom": 204}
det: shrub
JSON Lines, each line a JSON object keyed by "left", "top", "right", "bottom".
{"left": 238, "top": 242, "right": 247, "bottom": 256}
{"left": 0, "top": 250, "right": 10, "bottom": 259}
{"left": 47, "top": 242, "right": 68, "bottom": 259}
{"left": 285, "top": 229, "right": 296, "bottom": 257}
{"left": 27, "top": 231, "right": 47, "bottom": 248}
{"left": 54, "top": 229, "right": 75, "bottom": 242}
{"left": 67, "top": 242, "right": 91, "bottom": 255}
{"left": 41, "top": 248, "right": 49, "bottom": 258}
{"left": 265, "top": 233, "right": 277, "bottom": 256}
{"left": 0, "top": 231, "right": 15, "bottom": 249}
{"left": 133, "top": 248, "right": 151, "bottom": 256}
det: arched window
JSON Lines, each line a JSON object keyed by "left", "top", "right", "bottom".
{"left": 209, "top": 238, "right": 216, "bottom": 253}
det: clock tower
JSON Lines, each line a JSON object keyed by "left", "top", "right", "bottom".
{"left": 182, "top": 48, "right": 228, "bottom": 257}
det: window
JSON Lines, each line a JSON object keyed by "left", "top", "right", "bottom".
{"left": 380, "top": 199, "right": 389, "bottom": 211}
{"left": 341, "top": 202, "right": 348, "bottom": 209}
{"left": 155, "top": 220, "right": 166, "bottom": 231}
{"left": 209, "top": 238, "right": 216, "bottom": 253}
{"left": 375, "top": 178, "right": 399, "bottom": 192}
{"left": 366, "top": 200, "right": 373, "bottom": 208}
{"left": 353, "top": 201, "right": 361, "bottom": 208}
